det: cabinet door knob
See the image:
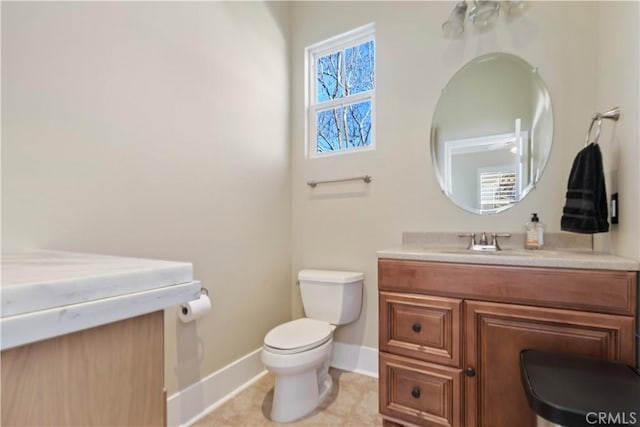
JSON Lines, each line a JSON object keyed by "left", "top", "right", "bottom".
{"left": 465, "top": 367, "right": 476, "bottom": 377}
{"left": 411, "top": 387, "right": 421, "bottom": 399}
{"left": 412, "top": 323, "right": 421, "bottom": 333}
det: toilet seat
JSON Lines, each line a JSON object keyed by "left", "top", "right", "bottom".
{"left": 264, "top": 318, "right": 333, "bottom": 355}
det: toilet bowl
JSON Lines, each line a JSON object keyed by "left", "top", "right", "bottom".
{"left": 261, "top": 269, "right": 364, "bottom": 423}
{"left": 261, "top": 318, "right": 335, "bottom": 423}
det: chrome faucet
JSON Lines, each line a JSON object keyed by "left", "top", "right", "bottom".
{"left": 478, "top": 232, "right": 489, "bottom": 245}
{"left": 459, "top": 233, "right": 477, "bottom": 249}
{"left": 491, "top": 233, "right": 511, "bottom": 251}
{"left": 459, "top": 233, "right": 511, "bottom": 252}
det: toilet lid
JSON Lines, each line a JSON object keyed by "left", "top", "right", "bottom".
{"left": 264, "top": 318, "right": 332, "bottom": 353}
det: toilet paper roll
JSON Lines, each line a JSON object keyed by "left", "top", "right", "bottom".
{"left": 179, "top": 294, "right": 211, "bottom": 323}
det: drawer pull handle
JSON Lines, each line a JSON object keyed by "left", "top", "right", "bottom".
{"left": 412, "top": 323, "right": 421, "bottom": 333}
{"left": 411, "top": 387, "right": 421, "bottom": 399}
{"left": 466, "top": 367, "right": 476, "bottom": 377}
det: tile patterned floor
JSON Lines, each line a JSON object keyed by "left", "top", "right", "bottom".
{"left": 193, "top": 369, "right": 382, "bottom": 426}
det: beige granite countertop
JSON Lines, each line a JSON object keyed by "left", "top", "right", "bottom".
{"left": 377, "top": 245, "right": 639, "bottom": 271}
{"left": 378, "top": 232, "right": 639, "bottom": 271}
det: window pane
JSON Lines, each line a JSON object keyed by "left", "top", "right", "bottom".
{"left": 316, "top": 107, "right": 344, "bottom": 152}
{"left": 316, "top": 52, "right": 343, "bottom": 103}
{"left": 345, "top": 100, "right": 372, "bottom": 148}
{"left": 316, "top": 101, "right": 372, "bottom": 153}
{"left": 345, "top": 41, "right": 375, "bottom": 96}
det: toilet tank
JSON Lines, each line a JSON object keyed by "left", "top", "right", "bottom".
{"left": 298, "top": 269, "right": 364, "bottom": 325}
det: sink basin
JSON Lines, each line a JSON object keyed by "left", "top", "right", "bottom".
{"left": 501, "top": 249, "right": 563, "bottom": 256}
{"left": 435, "top": 248, "right": 561, "bottom": 256}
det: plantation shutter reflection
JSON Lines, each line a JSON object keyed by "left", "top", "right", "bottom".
{"left": 480, "top": 171, "right": 517, "bottom": 210}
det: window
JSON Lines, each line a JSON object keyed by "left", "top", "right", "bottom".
{"left": 306, "top": 24, "right": 375, "bottom": 157}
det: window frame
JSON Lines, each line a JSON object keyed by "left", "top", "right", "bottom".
{"left": 305, "top": 23, "right": 376, "bottom": 159}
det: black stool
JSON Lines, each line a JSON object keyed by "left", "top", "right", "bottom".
{"left": 520, "top": 350, "right": 640, "bottom": 427}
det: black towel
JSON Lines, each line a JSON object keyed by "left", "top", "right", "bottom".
{"left": 561, "top": 143, "right": 609, "bottom": 233}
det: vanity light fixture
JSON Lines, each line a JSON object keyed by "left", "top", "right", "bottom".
{"left": 442, "top": 1, "right": 468, "bottom": 38}
{"left": 442, "top": 0, "right": 526, "bottom": 37}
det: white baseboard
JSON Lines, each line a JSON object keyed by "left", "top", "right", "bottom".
{"left": 166, "top": 348, "right": 267, "bottom": 427}
{"left": 167, "top": 342, "right": 378, "bottom": 426}
{"left": 330, "top": 342, "right": 379, "bottom": 378}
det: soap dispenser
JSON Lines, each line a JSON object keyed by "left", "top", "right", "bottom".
{"left": 525, "top": 213, "right": 544, "bottom": 249}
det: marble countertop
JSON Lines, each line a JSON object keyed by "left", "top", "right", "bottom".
{"left": 377, "top": 245, "right": 639, "bottom": 271}
{"left": 1, "top": 250, "right": 201, "bottom": 350}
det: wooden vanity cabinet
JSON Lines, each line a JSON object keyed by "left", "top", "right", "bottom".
{"left": 378, "top": 259, "right": 637, "bottom": 427}
{"left": 1, "top": 311, "right": 166, "bottom": 426}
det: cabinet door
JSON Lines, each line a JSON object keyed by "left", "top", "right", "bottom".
{"left": 380, "top": 352, "right": 463, "bottom": 427}
{"left": 464, "top": 301, "right": 635, "bottom": 427}
{"left": 1, "top": 311, "right": 165, "bottom": 426}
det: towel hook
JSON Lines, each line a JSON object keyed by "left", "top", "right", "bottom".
{"left": 585, "top": 106, "right": 620, "bottom": 147}
{"left": 585, "top": 114, "right": 603, "bottom": 146}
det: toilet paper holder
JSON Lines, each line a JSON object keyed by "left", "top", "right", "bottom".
{"left": 180, "top": 287, "right": 209, "bottom": 316}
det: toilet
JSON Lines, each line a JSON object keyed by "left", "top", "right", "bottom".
{"left": 261, "top": 269, "right": 364, "bottom": 423}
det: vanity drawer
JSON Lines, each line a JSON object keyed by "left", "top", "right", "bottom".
{"left": 380, "top": 292, "right": 461, "bottom": 367}
{"left": 378, "top": 259, "right": 637, "bottom": 315}
{"left": 380, "top": 352, "right": 462, "bottom": 427}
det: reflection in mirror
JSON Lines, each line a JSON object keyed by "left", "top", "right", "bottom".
{"left": 431, "top": 53, "right": 553, "bottom": 214}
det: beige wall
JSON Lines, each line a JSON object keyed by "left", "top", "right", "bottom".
{"left": 592, "top": 1, "right": 640, "bottom": 366}
{"left": 1, "top": 2, "right": 292, "bottom": 395}
{"left": 289, "top": 1, "right": 637, "bottom": 349}
{"left": 593, "top": 1, "right": 640, "bottom": 261}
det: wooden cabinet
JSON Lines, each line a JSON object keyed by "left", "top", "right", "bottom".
{"left": 1, "top": 311, "right": 166, "bottom": 426}
{"left": 378, "top": 259, "right": 637, "bottom": 427}
{"left": 379, "top": 292, "right": 462, "bottom": 367}
{"left": 464, "top": 301, "right": 635, "bottom": 427}
{"left": 380, "top": 352, "right": 463, "bottom": 427}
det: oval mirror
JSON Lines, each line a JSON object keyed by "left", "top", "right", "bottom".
{"left": 431, "top": 53, "right": 553, "bottom": 214}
